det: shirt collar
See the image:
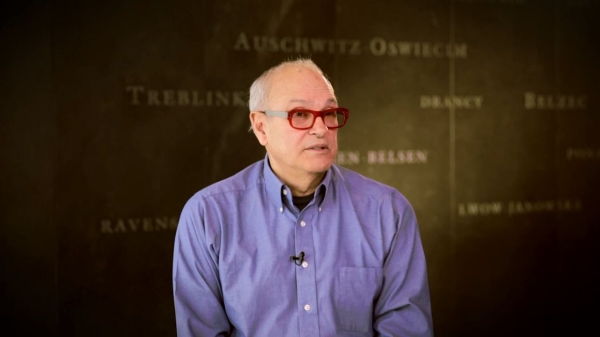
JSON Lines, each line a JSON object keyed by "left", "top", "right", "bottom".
{"left": 262, "top": 153, "right": 332, "bottom": 212}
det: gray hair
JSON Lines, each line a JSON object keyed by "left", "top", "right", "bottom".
{"left": 248, "top": 58, "right": 333, "bottom": 112}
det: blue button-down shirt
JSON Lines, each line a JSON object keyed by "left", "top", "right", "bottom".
{"left": 173, "top": 156, "right": 433, "bottom": 336}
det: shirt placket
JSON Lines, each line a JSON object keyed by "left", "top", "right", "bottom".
{"left": 294, "top": 209, "right": 320, "bottom": 337}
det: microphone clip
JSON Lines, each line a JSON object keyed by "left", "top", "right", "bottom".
{"left": 290, "top": 251, "right": 305, "bottom": 266}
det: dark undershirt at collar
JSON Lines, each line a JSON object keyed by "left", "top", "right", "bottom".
{"left": 292, "top": 194, "right": 314, "bottom": 212}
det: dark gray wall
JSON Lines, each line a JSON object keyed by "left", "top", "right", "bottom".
{"left": 1, "top": 1, "right": 57, "bottom": 335}
{"left": 1, "top": 0, "right": 598, "bottom": 336}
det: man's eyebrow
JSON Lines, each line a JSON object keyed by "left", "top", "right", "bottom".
{"left": 288, "top": 99, "right": 309, "bottom": 105}
{"left": 287, "top": 98, "right": 338, "bottom": 106}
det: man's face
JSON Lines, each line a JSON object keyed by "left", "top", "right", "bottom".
{"left": 255, "top": 66, "right": 339, "bottom": 180}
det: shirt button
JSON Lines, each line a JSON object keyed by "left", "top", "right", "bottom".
{"left": 279, "top": 207, "right": 283, "bottom": 213}
{"left": 304, "top": 304, "right": 311, "bottom": 311}
{"left": 300, "top": 221, "right": 306, "bottom": 227}
{"left": 318, "top": 207, "right": 322, "bottom": 212}
{"left": 282, "top": 189, "right": 288, "bottom": 196}
{"left": 302, "top": 261, "right": 308, "bottom": 268}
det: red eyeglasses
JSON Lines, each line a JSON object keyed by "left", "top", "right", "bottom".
{"left": 261, "top": 108, "right": 349, "bottom": 130}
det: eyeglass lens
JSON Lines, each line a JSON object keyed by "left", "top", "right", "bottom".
{"left": 291, "top": 109, "right": 346, "bottom": 128}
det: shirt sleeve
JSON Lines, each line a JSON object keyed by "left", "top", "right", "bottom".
{"left": 373, "top": 191, "right": 434, "bottom": 337}
{"left": 172, "top": 196, "right": 231, "bottom": 337}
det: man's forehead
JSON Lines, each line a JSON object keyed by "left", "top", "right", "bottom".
{"left": 266, "top": 65, "right": 336, "bottom": 107}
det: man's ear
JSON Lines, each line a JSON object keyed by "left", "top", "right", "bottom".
{"left": 249, "top": 111, "right": 268, "bottom": 146}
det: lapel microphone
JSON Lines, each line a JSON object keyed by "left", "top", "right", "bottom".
{"left": 290, "top": 251, "right": 305, "bottom": 266}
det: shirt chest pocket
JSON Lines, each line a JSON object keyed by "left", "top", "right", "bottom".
{"left": 335, "top": 267, "right": 383, "bottom": 333}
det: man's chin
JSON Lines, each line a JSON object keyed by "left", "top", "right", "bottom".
{"left": 305, "top": 161, "right": 334, "bottom": 174}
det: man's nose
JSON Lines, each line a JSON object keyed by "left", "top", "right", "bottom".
{"left": 310, "top": 115, "right": 329, "bottom": 135}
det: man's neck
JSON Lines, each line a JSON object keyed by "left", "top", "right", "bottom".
{"left": 269, "top": 164, "right": 326, "bottom": 197}
{"left": 284, "top": 172, "right": 325, "bottom": 197}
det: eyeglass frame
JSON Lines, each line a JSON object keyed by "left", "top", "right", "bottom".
{"left": 259, "top": 107, "right": 349, "bottom": 130}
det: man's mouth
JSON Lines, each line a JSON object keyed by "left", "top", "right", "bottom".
{"left": 307, "top": 145, "right": 329, "bottom": 150}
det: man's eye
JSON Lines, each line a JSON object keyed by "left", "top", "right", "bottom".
{"left": 292, "top": 111, "right": 310, "bottom": 118}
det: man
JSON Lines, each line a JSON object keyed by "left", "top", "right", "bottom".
{"left": 173, "top": 58, "right": 433, "bottom": 336}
